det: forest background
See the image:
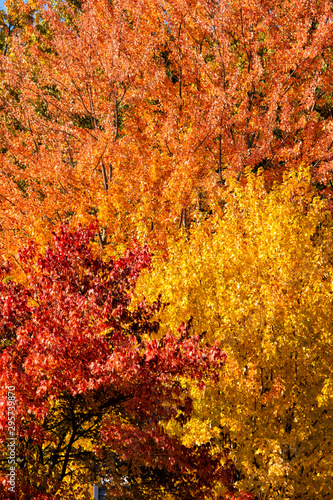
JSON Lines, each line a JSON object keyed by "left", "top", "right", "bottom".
{"left": 0, "top": 0, "right": 333, "bottom": 499}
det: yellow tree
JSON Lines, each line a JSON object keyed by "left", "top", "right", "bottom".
{"left": 135, "top": 169, "right": 333, "bottom": 499}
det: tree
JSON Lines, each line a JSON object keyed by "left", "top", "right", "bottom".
{"left": 0, "top": 0, "right": 37, "bottom": 56}
{"left": 134, "top": 170, "right": 333, "bottom": 499}
{"left": 0, "top": 0, "right": 333, "bottom": 257}
{"left": 0, "top": 222, "right": 228, "bottom": 499}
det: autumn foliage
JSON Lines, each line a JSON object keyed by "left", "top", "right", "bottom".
{"left": 0, "top": 0, "right": 333, "bottom": 499}
{"left": 0, "top": 222, "right": 228, "bottom": 499}
{"left": 136, "top": 171, "right": 333, "bottom": 499}
{"left": 0, "top": 0, "right": 333, "bottom": 254}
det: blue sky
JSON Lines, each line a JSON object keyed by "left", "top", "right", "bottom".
{"left": 0, "top": 1, "right": 5, "bottom": 11}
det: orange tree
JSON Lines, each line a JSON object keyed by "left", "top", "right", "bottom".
{"left": 0, "top": 0, "right": 333, "bottom": 256}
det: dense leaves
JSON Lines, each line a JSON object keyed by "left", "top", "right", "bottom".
{"left": 0, "top": 223, "right": 227, "bottom": 499}
{"left": 0, "top": 0, "right": 333, "bottom": 254}
{"left": 135, "top": 171, "right": 333, "bottom": 499}
{"left": 0, "top": 0, "right": 333, "bottom": 499}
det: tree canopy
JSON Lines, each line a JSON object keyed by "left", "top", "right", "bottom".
{"left": 0, "top": 0, "right": 333, "bottom": 499}
{"left": 0, "top": 0, "right": 333, "bottom": 255}
{"left": 135, "top": 171, "right": 333, "bottom": 499}
{"left": 0, "top": 222, "right": 228, "bottom": 499}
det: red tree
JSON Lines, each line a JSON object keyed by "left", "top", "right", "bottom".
{"left": 0, "top": 222, "right": 228, "bottom": 499}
